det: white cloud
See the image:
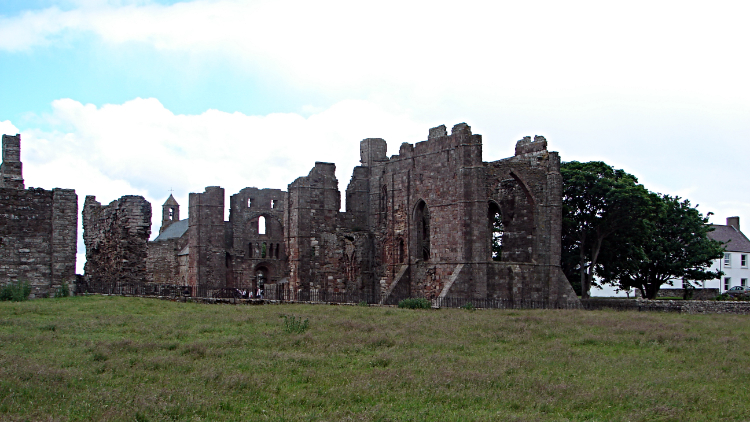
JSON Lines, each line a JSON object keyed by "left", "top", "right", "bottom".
{"left": 0, "top": 120, "right": 19, "bottom": 135}
{"left": 2, "top": 0, "right": 749, "bottom": 105}
{"left": 6, "top": 94, "right": 750, "bottom": 273}
{"left": 19, "top": 97, "right": 429, "bottom": 239}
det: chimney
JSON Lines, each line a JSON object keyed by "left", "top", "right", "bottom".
{"left": 727, "top": 216, "right": 740, "bottom": 231}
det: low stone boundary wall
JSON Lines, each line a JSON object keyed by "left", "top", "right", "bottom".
{"left": 654, "top": 288, "right": 720, "bottom": 300}
{"left": 582, "top": 298, "right": 750, "bottom": 314}
{"left": 83, "top": 294, "right": 750, "bottom": 315}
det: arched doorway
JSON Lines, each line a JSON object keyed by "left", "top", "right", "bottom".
{"left": 255, "top": 265, "right": 269, "bottom": 298}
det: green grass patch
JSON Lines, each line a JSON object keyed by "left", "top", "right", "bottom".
{"left": 1, "top": 296, "right": 749, "bottom": 421}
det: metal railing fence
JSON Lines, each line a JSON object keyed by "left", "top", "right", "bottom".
{"left": 77, "top": 280, "right": 586, "bottom": 309}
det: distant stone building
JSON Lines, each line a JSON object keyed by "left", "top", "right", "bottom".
{"left": 130, "top": 123, "right": 578, "bottom": 305}
{"left": 0, "top": 134, "right": 77, "bottom": 297}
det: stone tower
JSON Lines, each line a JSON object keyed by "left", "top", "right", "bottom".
{"left": 0, "top": 134, "right": 24, "bottom": 189}
{"left": 160, "top": 194, "right": 180, "bottom": 234}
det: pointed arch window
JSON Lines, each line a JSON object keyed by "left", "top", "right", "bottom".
{"left": 488, "top": 201, "right": 504, "bottom": 261}
{"left": 415, "top": 200, "right": 430, "bottom": 261}
{"left": 380, "top": 185, "right": 388, "bottom": 223}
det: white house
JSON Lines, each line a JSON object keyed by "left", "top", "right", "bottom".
{"left": 591, "top": 216, "right": 750, "bottom": 297}
{"left": 698, "top": 217, "right": 750, "bottom": 292}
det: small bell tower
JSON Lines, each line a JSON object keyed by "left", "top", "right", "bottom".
{"left": 160, "top": 194, "right": 180, "bottom": 233}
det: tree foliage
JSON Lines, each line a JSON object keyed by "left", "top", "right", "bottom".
{"left": 597, "top": 194, "right": 724, "bottom": 299}
{"left": 561, "top": 161, "right": 725, "bottom": 299}
{"left": 561, "top": 161, "right": 650, "bottom": 298}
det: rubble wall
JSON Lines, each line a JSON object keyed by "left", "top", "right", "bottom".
{"left": 83, "top": 195, "right": 152, "bottom": 286}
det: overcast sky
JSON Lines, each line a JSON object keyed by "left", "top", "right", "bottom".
{"left": 1, "top": 0, "right": 748, "bottom": 274}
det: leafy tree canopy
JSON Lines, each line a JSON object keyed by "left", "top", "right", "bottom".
{"left": 597, "top": 194, "right": 724, "bottom": 299}
{"left": 561, "top": 161, "right": 724, "bottom": 299}
{"left": 561, "top": 161, "right": 651, "bottom": 298}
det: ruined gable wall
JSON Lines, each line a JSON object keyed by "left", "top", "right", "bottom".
{"left": 0, "top": 187, "right": 77, "bottom": 297}
{"left": 83, "top": 195, "right": 151, "bottom": 286}
{"left": 228, "top": 188, "right": 286, "bottom": 290}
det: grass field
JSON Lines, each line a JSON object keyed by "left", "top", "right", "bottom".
{"left": 1, "top": 296, "right": 749, "bottom": 421}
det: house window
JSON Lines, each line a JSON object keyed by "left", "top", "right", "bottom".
{"left": 724, "top": 253, "right": 732, "bottom": 267}
{"left": 742, "top": 254, "right": 748, "bottom": 268}
{"left": 742, "top": 278, "right": 748, "bottom": 287}
{"left": 724, "top": 277, "right": 731, "bottom": 291}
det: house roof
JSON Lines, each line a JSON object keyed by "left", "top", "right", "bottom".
{"left": 153, "top": 218, "right": 189, "bottom": 242}
{"left": 708, "top": 224, "right": 750, "bottom": 253}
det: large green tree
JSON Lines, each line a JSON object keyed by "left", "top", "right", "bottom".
{"left": 597, "top": 194, "right": 724, "bottom": 299}
{"left": 561, "top": 161, "right": 651, "bottom": 298}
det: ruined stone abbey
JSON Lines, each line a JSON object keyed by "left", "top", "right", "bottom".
{"left": 2, "top": 123, "right": 578, "bottom": 305}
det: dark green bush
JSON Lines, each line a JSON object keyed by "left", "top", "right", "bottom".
{"left": 0, "top": 280, "right": 31, "bottom": 302}
{"left": 397, "top": 298, "right": 432, "bottom": 309}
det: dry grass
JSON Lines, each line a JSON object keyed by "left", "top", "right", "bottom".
{"left": 1, "top": 296, "right": 749, "bottom": 421}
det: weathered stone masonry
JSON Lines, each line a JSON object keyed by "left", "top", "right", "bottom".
{"left": 0, "top": 134, "right": 77, "bottom": 297}
{"left": 81, "top": 123, "right": 578, "bottom": 305}
{"left": 82, "top": 195, "right": 151, "bottom": 286}
{"left": 330, "top": 124, "right": 576, "bottom": 304}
